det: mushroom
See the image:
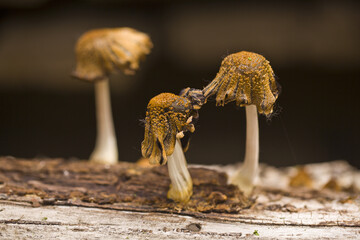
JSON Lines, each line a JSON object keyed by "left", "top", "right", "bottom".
{"left": 141, "top": 92, "right": 203, "bottom": 202}
{"left": 203, "top": 51, "right": 281, "bottom": 195}
{"left": 72, "top": 27, "right": 153, "bottom": 164}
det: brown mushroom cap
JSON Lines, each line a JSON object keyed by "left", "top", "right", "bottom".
{"left": 203, "top": 51, "right": 280, "bottom": 116}
{"left": 141, "top": 93, "right": 197, "bottom": 165}
{"left": 72, "top": 27, "right": 153, "bottom": 82}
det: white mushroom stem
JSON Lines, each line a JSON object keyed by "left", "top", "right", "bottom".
{"left": 167, "top": 139, "right": 193, "bottom": 203}
{"left": 231, "top": 104, "right": 259, "bottom": 195}
{"left": 90, "top": 78, "right": 118, "bottom": 164}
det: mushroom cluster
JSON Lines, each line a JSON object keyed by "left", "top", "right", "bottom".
{"left": 141, "top": 51, "right": 280, "bottom": 202}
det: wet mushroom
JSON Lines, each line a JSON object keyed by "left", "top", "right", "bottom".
{"left": 203, "top": 51, "right": 281, "bottom": 195}
{"left": 72, "top": 28, "right": 153, "bottom": 164}
{"left": 141, "top": 92, "right": 202, "bottom": 202}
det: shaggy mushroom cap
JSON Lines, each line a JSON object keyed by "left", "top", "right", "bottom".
{"left": 72, "top": 27, "right": 153, "bottom": 81}
{"left": 141, "top": 93, "right": 198, "bottom": 165}
{"left": 203, "top": 51, "right": 281, "bottom": 116}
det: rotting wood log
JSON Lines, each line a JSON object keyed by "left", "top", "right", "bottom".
{"left": 0, "top": 157, "right": 359, "bottom": 239}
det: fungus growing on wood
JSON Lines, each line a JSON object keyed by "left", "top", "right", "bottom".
{"left": 141, "top": 92, "right": 201, "bottom": 202}
{"left": 203, "top": 51, "right": 281, "bottom": 195}
{"left": 72, "top": 28, "right": 152, "bottom": 164}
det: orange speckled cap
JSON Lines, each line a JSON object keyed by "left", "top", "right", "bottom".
{"left": 72, "top": 27, "right": 153, "bottom": 82}
{"left": 141, "top": 93, "right": 197, "bottom": 165}
{"left": 203, "top": 51, "right": 281, "bottom": 116}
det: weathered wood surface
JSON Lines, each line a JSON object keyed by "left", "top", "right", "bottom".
{"left": 0, "top": 157, "right": 359, "bottom": 239}
{"left": 1, "top": 201, "right": 359, "bottom": 240}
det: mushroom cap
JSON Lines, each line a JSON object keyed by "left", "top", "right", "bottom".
{"left": 72, "top": 27, "right": 153, "bottom": 82}
{"left": 141, "top": 93, "right": 197, "bottom": 165}
{"left": 203, "top": 51, "right": 281, "bottom": 116}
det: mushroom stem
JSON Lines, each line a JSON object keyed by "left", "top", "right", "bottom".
{"left": 231, "top": 104, "right": 259, "bottom": 195}
{"left": 90, "top": 78, "right": 118, "bottom": 164}
{"left": 167, "top": 138, "right": 193, "bottom": 203}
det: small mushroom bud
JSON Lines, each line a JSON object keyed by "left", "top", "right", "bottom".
{"left": 179, "top": 87, "right": 206, "bottom": 110}
{"left": 203, "top": 51, "right": 281, "bottom": 195}
{"left": 72, "top": 27, "right": 152, "bottom": 164}
{"left": 141, "top": 92, "right": 200, "bottom": 202}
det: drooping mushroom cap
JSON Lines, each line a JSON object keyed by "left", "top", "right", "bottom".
{"left": 141, "top": 93, "right": 198, "bottom": 165}
{"left": 203, "top": 51, "right": 281, "bottom": 116}
{"left": 73, "top": 27, "right": 153, "bottom": 81}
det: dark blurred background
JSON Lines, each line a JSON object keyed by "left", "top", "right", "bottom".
{"left": 0, "top": 0, "right": 359, "bottom": 167}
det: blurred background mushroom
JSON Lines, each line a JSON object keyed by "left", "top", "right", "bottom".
{"left": 0, "top": 0, "right": 359, "bottom": 169}
{"left": 72, "top": 28, "right": 152, "bottom": 164}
